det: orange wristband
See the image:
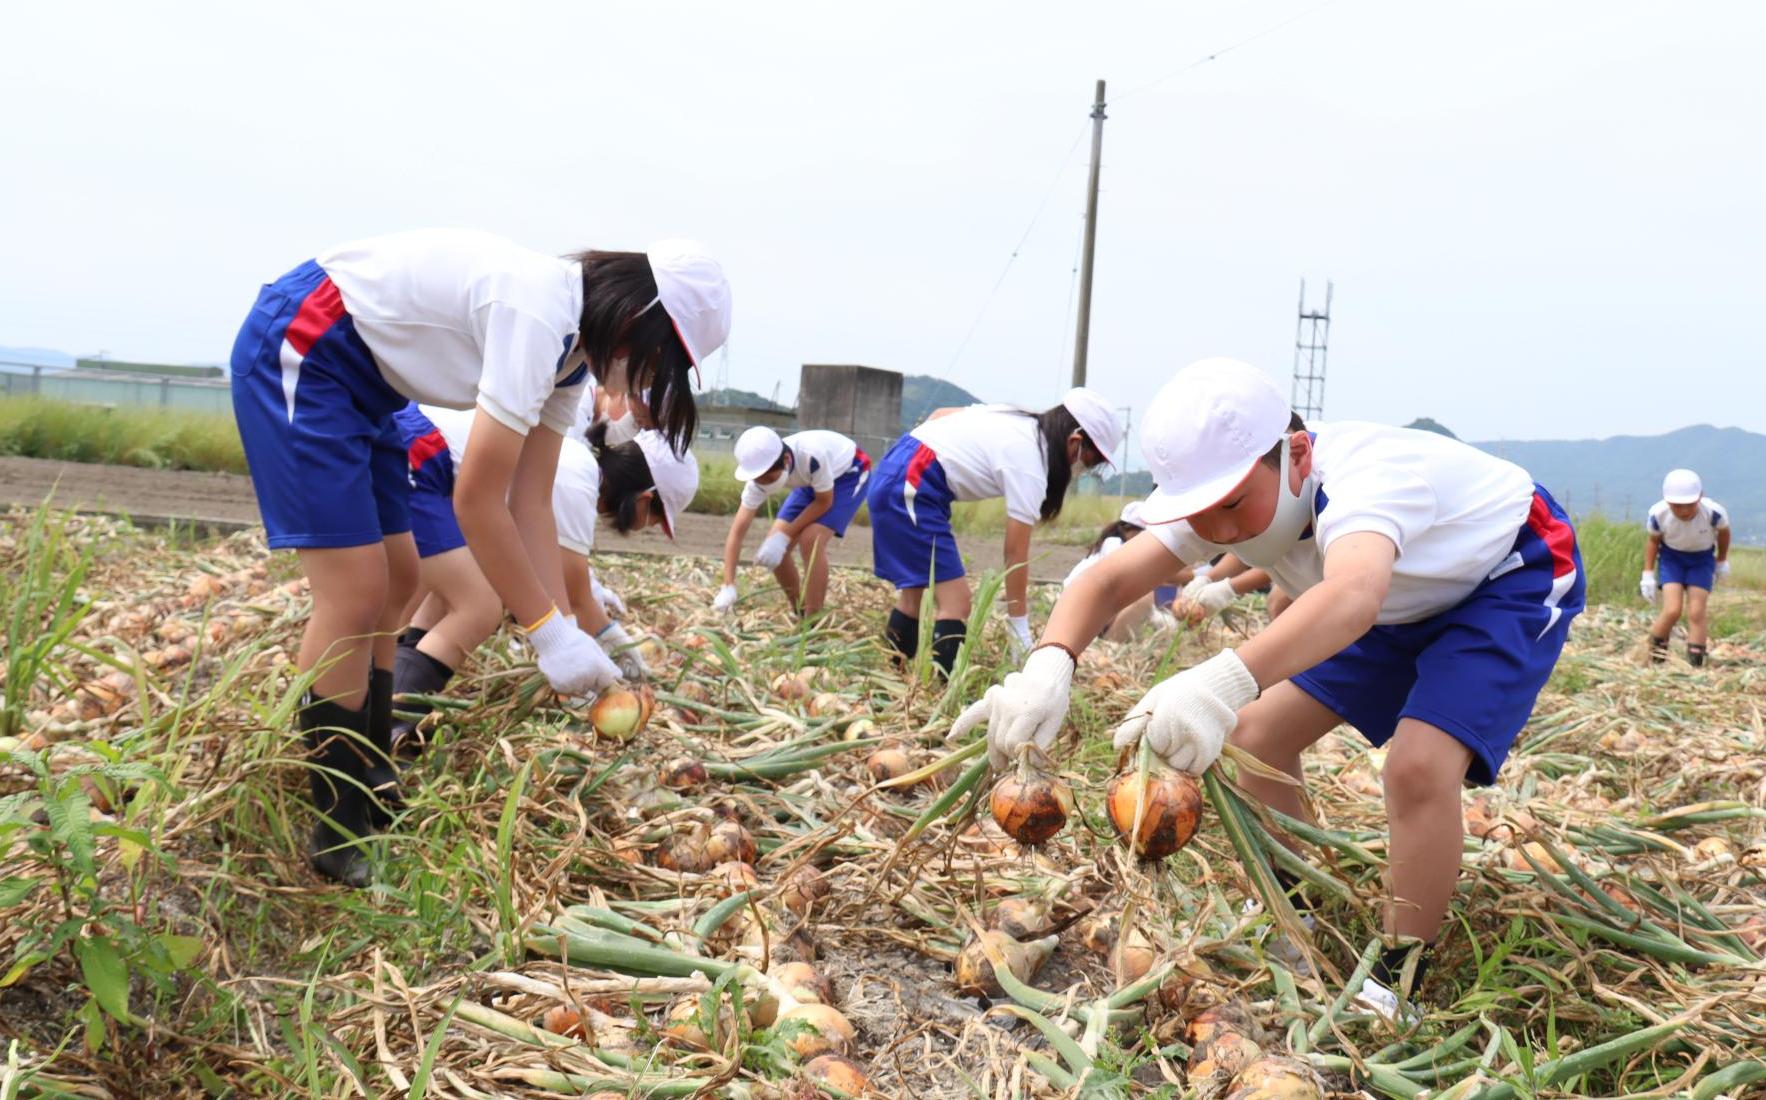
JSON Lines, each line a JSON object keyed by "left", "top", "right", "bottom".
{"left": 522, "top": 605, "right": 559, "bottom": 634}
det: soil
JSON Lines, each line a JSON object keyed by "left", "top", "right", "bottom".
{"left": 0, "top": 455, "right": 1089, "bottom": 582}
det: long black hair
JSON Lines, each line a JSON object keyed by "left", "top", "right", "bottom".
{"left": 586, "top": 421, "right": 659, "bottom": 535}
{"left": 1027, "top": 404, "right": 1089, "bottom": 523}
{"left": 1086, "top": 519, "right": 1142, "bottom": 558}
{"left": 572, "top": 251, "right": 697, "bottom": 456}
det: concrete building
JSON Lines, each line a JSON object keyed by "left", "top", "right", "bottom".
{"left": 796, "top": 364, "right": 902, "bottom": 459}
{"left": 696, "top": 401, "right": 797, "bottom": 453}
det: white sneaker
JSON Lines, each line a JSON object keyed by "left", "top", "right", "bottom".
{"left": 1351, "top": 977, "right": 1421, "bottom": 1027}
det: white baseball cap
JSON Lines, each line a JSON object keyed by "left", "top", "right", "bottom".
{"left": 1061, "top": 387, "right": 1122, "bottom": 469}
{"left": 1119, "top": 499, "right": 1146, "bottom": 528}
{"left": 1139, "top": 358, "right": 1294, "bottom": 525}
{"left": 646, "top": 238, "right": 732, "bottom": 370}
{"left": 635, "top": 429, "right": 699, "bottom": 540}
{"left": 732, "top": 426, "right": 785, "bottom": 481}
{"left": 1663, "top": 468, "right": 1702, "bottom": 504}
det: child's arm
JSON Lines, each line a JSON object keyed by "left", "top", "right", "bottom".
{"left": 720, "top": 506, "right": 758, "bottom": 586}
{"left": 1644, "top": 532, "right": 1661, "bottom": 572}
{"left": 1717, "top": 528, "right": 1730, "bottom": 564}
{"left": 564, "top": 551, "right": 610, "bottom": 635}
{"left": 1002, "top": 520, "right": 1033, "bottom": 619}
{"left": 1235, "top": 532, "right": 1393, "bottom": 688}
{"left": 1231, "top": 568, "right": 1272, "bottom": 595}
{"left": 1641, "top": 534, "right": 1662, "bottom": 601}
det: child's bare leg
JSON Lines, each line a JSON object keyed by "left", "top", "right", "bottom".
{"left": 1381, "top": 718, "right": 1473, "bottom": 942}
{"left": 773, "top": 555, "right": 803, "bottom": 612}
{"left": 1650, "top": 584, "right": 1684, "bottom": 641}
{"left": 1685, "top": 586, "right": 1710, "bottom": 647}
{"left": 1229, "top": 682, "right": 1343, "bottom": 825}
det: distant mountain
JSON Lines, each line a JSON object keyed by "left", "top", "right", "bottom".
{"left": 901, "top": 375, "right": 983, "bottom": 432}
{"left": 0, "top": 345, "right": 75, "bottom": 370}
{"left": 702, "top": 387, "right": 789, "bottom": 412}
{"left": 1472, "top": 424, "right": 1764, "bottom": 544}
{"left": 1405, "top": 417, "right": 1458, "bottom": 439}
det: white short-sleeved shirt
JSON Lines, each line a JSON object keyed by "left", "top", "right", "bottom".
{"left": 319, "top": 229, "right": 588, "bottom": 438}
{"left": 421, "top": 405, "right": 602, "bottom": 556}
{"left": 739, "top": 430, "right": 861, "bottom": 510}
{"left": 1150, "top": 421, "right": 1536, "bottom": 625}
{"left": 1063, "top": 536, "right": 1123, "bottom": 588}
{"left": 1647, "top": 498, "right": 1727, "bottom": 553}
{"left": 907, "top": 406, "right": 1049, "bottom": 525}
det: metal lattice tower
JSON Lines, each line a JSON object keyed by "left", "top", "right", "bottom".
{"left": 1291, "top": 279, "right": 1332, "bottom": 421}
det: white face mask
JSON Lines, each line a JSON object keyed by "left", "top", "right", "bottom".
{"left": 1228, "top": 437, "right": 1315, "bottom": 568}
{"left": 604, "top": 408, "right": 640, "bottom": 446}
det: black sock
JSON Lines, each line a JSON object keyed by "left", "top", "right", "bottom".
{"left": 1370, "top": 942, "right": 1433, "bottom": 995}
{"left": 398, "top": 626, "right": 428, "bottom": 650}
{"left": 931, "top": 620, "right": 966, "bottom": 677}
{"left": 1687, "top": 643, "right": 1707, "bottom": 667}
{"left": 885, "top": 609, "right": 919, "bottom": 662}
{"left": 1648, "top": 635, "right": 1669, "bottom": 664}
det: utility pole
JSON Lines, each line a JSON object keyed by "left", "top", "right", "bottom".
{"left": 1070, "top": 80, "right": 1107, "bottom": 389}
{"left": 1290, "top": 280, "right": 1332, "bottom": 421}
{"left": 1117, "top": 405, "right": 1132, "bottom": 499}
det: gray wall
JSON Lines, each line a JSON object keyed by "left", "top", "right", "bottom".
{"left": 797, "top": 364, "right": 902, "bottom": 458}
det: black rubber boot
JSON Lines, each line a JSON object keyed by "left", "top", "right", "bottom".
{"left": 884, "top": 609, "right": 919, "bottom": 665}
{"left": 300, "top": 694, "right": 373, "bottom": 888}
{"left": 391, "top": 643, "right": 454, "bottom": 759}
{"left": 1648, "top": 635, "right": 1669, "bottom": 664}
{"left": 364, "top": 669, "right": 405, "bottom": 824}
{"left": 1687, "top": 643, "right": 1707, "bottom": 667}
{"left": 931, "top": 620, "right": 966, "bottom": 677}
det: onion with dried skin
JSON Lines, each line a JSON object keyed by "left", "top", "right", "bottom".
{"left": 953, "top": 930, "right": 1057, "bottom": 997}
{"left": 1106, "top": 761, "right": 1203, "bottom": 859}
{"left": 589, "top": 684, "right": 655, "bottom": 740}
{"left": 989, "top": 748, "right": 1073, "bottom": 846}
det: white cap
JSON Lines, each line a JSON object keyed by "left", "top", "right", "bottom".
{"left": 1061, "top": 387, "right": 1122, "bottom": 468}
{"left": 1119, "top": 499, "right": 1146, "bottom": 528}
{"left": 646, "top": 238, "right": 732, "bottom": 369}
{"left": 1663, "top": 468, "right": 1702, "bottom": 505}
{"left": 1139, "top": 358, "right": 1293, "bottom": 524}
{"left": 732, "top": 426, "right": 785, "bottom": 481}
{"left": 635, "top": 429, "right": 699, "bottom": 540}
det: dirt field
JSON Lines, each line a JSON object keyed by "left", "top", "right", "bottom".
{"left": 0, "top": 454, "right": 1088, "bottom": 582}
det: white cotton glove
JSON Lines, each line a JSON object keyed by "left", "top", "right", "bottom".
{"left": 1180, "top": 568, "right": 1213, "bottom": 603}
{"left": 754, "top": 532, "right": 791, "bottom": 570}
{"left": 712, "top": 584, "right": 739, "bottom": 613}
{"left": 1639, "top": 570, "right": 1658, "bottom": 602}
{"left": 1005, "top": 615, "right": 1034, "bottom": 662}
{"left": 526, "top": 611, "right": 623, "bottom": 695}
{"left": 1112, "top": 650, "right": 1260, "bottom": 774}
{"left": 950, "top": 648, "right": 1076, "bottom": 772}
{"left": 597, "top": 621, "right": 648, "bottom": 681}
{"left": 1715, "top": 560, "right": 1730, "bottom": 585}
{"left": 1187, "top": 578, "right": 1238, "bottom": 618}
{"left": 1146, "top": 607, "right": 1178, "bottom": 633}
{"left": 590, "top": 574, "right": 626, "bottom": 618}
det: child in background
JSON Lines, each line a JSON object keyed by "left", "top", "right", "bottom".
{"left": 713, "top": 427, "right": 870, "bottom": 618}
{"left": 1641, "top": 469, "right": 1730, "bottom": 667}
{"left": 867, "top": 389, "right": 1121, "bottom": 675}
{"left": 1063, "top": 501, "right": 1189, "bottom": 641}
{"left": 391, "top": 405, "right": 698, "bottom": 752}
{"left": 1177, "top": 553, "right": 1290, "bottom": 623}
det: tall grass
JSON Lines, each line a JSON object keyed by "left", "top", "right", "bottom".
{"left": 0, "top": 397, "right": 246, "bottom": 474}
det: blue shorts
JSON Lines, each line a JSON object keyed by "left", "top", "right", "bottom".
{"left": 230, "top": 260, "right": 411, "bottom": 549}
{"left": 1154, "top": 585, "right": 1178, "bottom": 608}
{"left": 778, "top": 449, "right": 872, "bottom": 537}
{"left": 1657, "top": 545, "right": 1715, "bottom": 591}
{"left": 868, "top": 436, "right": 965, "bottom": 589}
{"left": 1292, "top": 485, "right": 1585, "bottom": 785}
{"left": 393, "top": 405, "right": 468, "bottom": 559}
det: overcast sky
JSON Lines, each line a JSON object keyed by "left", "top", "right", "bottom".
{"left": 3, "top": 1, "right": 1763, "bottom": 460}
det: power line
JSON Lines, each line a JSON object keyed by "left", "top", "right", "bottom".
{"left": 947, "top": 124, "right": 1088, "bottom": 372}
{"left": 1115, "top": 0, "right": 1347, "bottom": 103}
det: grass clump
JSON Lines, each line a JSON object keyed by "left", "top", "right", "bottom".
{"left": 0, "top": 397, "right": 246, "bottom": 474}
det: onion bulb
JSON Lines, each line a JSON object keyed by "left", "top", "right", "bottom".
{"left": 654, "top": 822, "right": 715, "bottom": 874}
{"left": 1223, "top": 1056, "right": 1326, "bottom": 1100}
{"left": 1189, "top": 1030, "right": 1264, "bottom": 1082}
{"left": 1106, "top": 762, "right": 1203, "bottom": 860}
{"left": 1110, "top": 925, "right": 1156, "bottom": 985}
{"left": 658, "top": 757, "right": 708, "bottom": 790}
{"left": 952, "top": 930, "right": 1057, "bottom": 997}
{"left": 866, "top": 744, "right": 913, "bottom": 785}
{"left": 780, "top": 866, "right": 830, "bottom": 916}
{"left": 988, "top": 749, "right": 1073, "bottom": 846}
{"left": 804, "top": 1054, "right": 872, "bottom": 1096}
{"left": 775, "top": 960, "right": 834, "bottom": 1005}
{"left": 540, "top": 1005, "right": 588, "bottom": 1039}
{"left": 991, "top": 897, "right": 1052, "bottom": 940}
{"left": 589, "top": 684, "right": 655, "bottom": 740}
{"left": 704, "top": 820, "right": 757, "bottom": 866}
{"left": 777, "top": 1002, "right": 855, "bottom": 1058}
